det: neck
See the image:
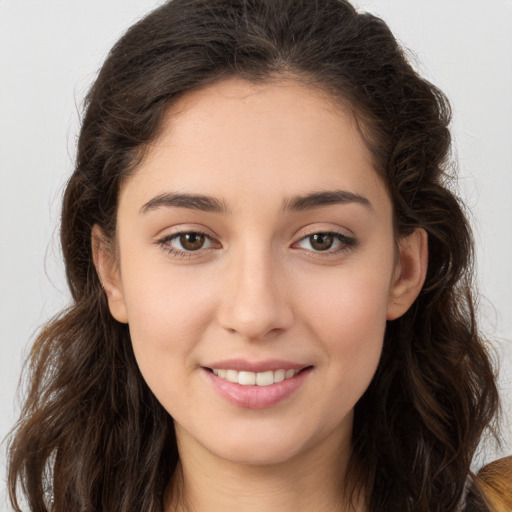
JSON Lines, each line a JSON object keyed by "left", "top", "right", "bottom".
{"left": 165, "top": 426, "right": 363, "bottom": 512}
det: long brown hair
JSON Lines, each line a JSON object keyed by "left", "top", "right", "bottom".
{"left": 8, "top": 1, "right": 501, "bottom": 511}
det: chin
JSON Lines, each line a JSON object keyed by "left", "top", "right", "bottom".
{"left": 211, "top": 439, "right": 305, "bottom": 466}
{"left": 196, "top": 422, "right": 324, "bottom": 467}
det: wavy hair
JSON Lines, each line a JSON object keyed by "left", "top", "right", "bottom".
{"left": 8, "top": 1, "right": 500, "bottom": 511}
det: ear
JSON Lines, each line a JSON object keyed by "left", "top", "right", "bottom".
{"left": 91, "top": 225, "right": 128, "bottom": 323}
{"left": 386, "top": 228, "right": 428, "bottom": 320}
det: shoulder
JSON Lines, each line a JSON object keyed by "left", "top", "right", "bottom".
{"left": 464, "top": 456, "right": 512, "bottom": 512}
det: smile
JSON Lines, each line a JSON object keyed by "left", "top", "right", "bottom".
{"left": 211, "top": 368, "right": 298, "bottom": 386}
{"left": 205, "top": 365, "right": 312, "bottom": 409}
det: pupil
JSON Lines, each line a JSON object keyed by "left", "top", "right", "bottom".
{"left": 180, "top": 233, "right": 204, "bottom": 251}
{"left": 311, "top": 233, "right": 333, "bottom": 251}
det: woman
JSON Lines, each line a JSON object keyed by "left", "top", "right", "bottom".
{"left": 7, "top": 0, "right": 511, "bottom": 511}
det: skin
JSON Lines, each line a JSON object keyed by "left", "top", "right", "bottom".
{"left": 93, "top": 77, "right": 427, "bottom": 512}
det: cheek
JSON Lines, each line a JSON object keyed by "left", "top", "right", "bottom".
{"left": 299, "top": 264, "right": 391, "bottom": 338}
{"left": 297, "top": 264, "right": 392, "bottom": 393}
{"left": 119, "top": 261, "right": 217, "bottom": 374}
{"left": 120, "top": 267, "right": 222, "bottom": 418}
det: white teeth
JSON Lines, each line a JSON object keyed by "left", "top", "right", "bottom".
{"left": 226, "top": 369, "right": 238, "bottom": 383}
{"left": 285, "top": 369, "right": 296, "bottom": 379}
{"left": 238, "top": 371, "right": 256, "bottom": 385}
{"left": 211, "top": 368, "right": 299, "bottom": 386}
{"left": 256, "top": 370, "right": 274, "bottom": 386}
{"left": 274, "top": 369, "right": 285, "bottom": 383}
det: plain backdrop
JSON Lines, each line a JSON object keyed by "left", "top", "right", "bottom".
{"left": 1, "top": 0, "right": 511, "bottom": 509}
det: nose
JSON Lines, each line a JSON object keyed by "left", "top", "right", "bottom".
{"left": 217, "top": 244, "right": 294, "bottom": 341}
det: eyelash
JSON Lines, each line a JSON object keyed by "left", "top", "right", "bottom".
{"left": 156, "top": 230, "right": 357, "bottom": 259}
{"left": 294, "top": 231, "right": 357, "bottom": 254}
{"left": 157, "top": 231, "right": 218, "bottom": 259}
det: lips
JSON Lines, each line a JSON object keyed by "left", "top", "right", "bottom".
{"left": 203, "top": 360, "right": 313, "bottom": 409}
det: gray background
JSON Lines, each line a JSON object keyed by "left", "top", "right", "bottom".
{"left": 1, "top": 1, "right": 511, "bottom": 508}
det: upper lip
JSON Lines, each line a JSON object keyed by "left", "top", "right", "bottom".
{"left": 203, "top": 359, "right": 311, "bottom": 373}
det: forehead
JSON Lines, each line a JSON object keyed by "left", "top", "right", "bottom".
{"left": 121, "top": 77, "right": 388, "bottom": 214}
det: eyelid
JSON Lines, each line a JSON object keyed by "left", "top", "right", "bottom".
{"left": 156, "top": 227, "right": 221, "bottom": 258}
{"left": 154, "top": 223, "right": 218, "bottom": 240}
{"left": 292, "top": 228, "right": 357, "bottom": 255}
{"left": 155, "top": 224, "right": 357, "bottom": 259}
{"left": 295, "top": 224, "right": 355, "bottom": 239}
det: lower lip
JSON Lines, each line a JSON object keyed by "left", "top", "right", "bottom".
{"left": 203, "top": 367, "right": 312, "bottom": 409}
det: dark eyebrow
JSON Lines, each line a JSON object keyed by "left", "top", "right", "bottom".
{"left": 282, "top": 190, "right": 373, "bottom": 213}
{"left": 139, "top": 193, "right": 229, "bottom": 214}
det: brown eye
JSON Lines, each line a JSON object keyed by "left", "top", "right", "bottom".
{"left": 158, "top": 230, "right": 217, "bottom": 257}
{"left": 309, "top": 233, "right": 334, "bottom": 251}
{"left": 179, "top": 232, "right": 206, "bottom": 251}
{"left": 295, "top": 231, "right": 357, "bottom": 254}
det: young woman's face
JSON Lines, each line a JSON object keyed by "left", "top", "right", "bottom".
{"left": 99, "top": 77, "right": 424, "bottom": 466}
